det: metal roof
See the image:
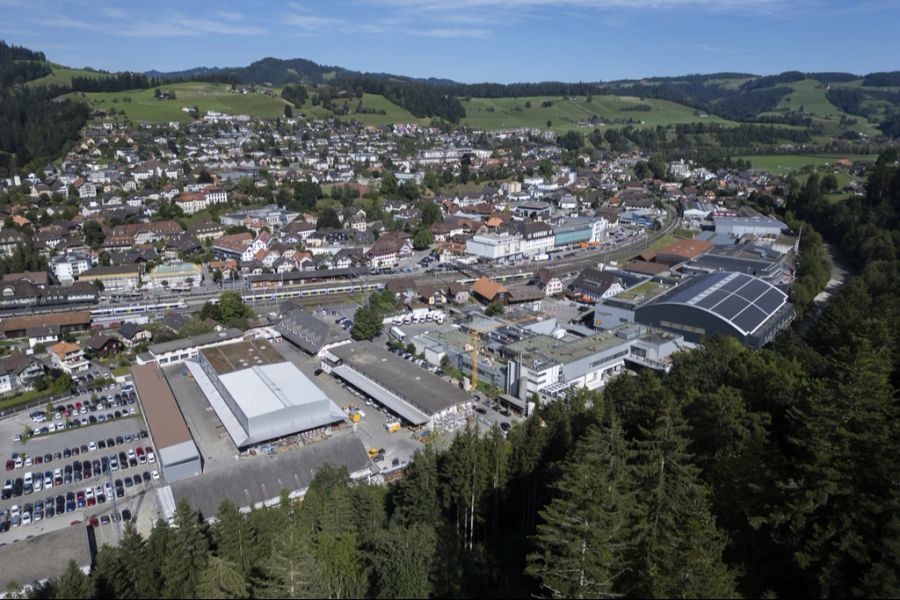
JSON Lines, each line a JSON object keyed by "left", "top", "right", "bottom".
{"left": 165, "top": 435, "right": 371, "bottom": 519}
{"left": 329, "top": 342, "right": 469, "bottom": 417}
{"left": 646, "top": 271, "right": 788, "bottom": 336}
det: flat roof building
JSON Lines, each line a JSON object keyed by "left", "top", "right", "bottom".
{"left": 323, "top": 342, "right": 470, "bottom": 431}
{"left": 132, "top": 363, "right": 202, "bottom": 483}
{"left": 635, "top": 271, "right": 793, "bottom": 348}
{"left": 501, "top": 328, "right": 632, "bottom": 399}
{"left": 186, "top": 339, "right": 346, "bottom": 448}
{"left": 158, "top": 434, "right": 372, "bottom": 521}
{"left": 136, "top": 327, "right": 245, "bottom": 366}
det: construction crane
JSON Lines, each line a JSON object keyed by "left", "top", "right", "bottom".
{"left": 470, "top": 330, "right": 480, "bottom": 390}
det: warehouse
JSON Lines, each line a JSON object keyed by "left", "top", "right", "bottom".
{"left": 186, "top": 339, "right": 346, "bottom": 448}
{"left": 713, "top": 215, "right": 787, "bottom": 237}
{"left": 157, "top": 435, "right": 372, "bottom": 521}
{"left": 132, "top": 363, "right": 202, "bottom": 482}
{"left": 322, "top": 342, "right": 471, "bottom": 432}
{"left": 635, "top": 271, "right": 794, "bottom": 348}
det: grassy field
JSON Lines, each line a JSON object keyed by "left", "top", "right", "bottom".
{"left": 70, "top": 81, "right": 291, "bottom": 123}
{"left": 25, "top": 62, "right": 115, "bottom": 88}
{"left": 775, "top": 80, "right": 841, "bottom": 118}
{"left": 460, "top": 95, "right": 733, "bottom": 131}
{"left": 291, "top": 93, "right": 428, "bottom": 126}
{"left": 736, "top": 153, "right": 877, "bottom": 174}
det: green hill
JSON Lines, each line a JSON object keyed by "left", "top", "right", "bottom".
{"left": 68, "top": 82, "right": 292, "bottom": 122}
{"left": 461, "top": 95, "right": 734, "bottom": 131}
{"left": 25, "top": 62, "right": 115, "bottom": 87}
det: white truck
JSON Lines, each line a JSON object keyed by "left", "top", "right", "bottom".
{"left": 390, "top": 327, "right": 407, "bottom": 342}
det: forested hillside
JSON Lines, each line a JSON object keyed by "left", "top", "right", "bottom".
{"left": 0, "top": 41, "right": 89, "bottom": 176}
{"left": 23, "top": 153, "right": 900, "bottom": 599}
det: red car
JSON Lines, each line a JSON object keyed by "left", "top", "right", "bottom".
{"left": 89, "top": 516, "right": 99, "bottom": 528}
{"left": 5, "top": 460, "right": 13, "bottom": 471}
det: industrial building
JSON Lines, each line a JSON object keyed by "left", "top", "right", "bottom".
{"left": 136, "top": 328, "right": 245, "bottom": 366}
{"left": 322, "top": 342, "right": 471, "bottom": 431}
{"left": 713, "top": 215, "right": 787, "bottom": 237}
{"left": 132, "top": 363, "right": 202, "bottom": 483}
{"left": 634, "top": 271, "right": 793, "bottom": 348}
{"left": 158, "top": 435, "right": 372, "bottom": 520}
{"left": 276, "top": 308, "right": 351, "bottom": 356}
{"left": 501, "top": 327, "right": 633, "bottom": 399}
{"left": 186, "top": 339, "right": 346, "bottom": 449}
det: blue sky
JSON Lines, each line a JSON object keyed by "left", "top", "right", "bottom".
{"left": 2, "top": 0, "right": 899, "bottom": 83}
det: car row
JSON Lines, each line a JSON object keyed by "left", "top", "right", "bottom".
{"left": 2, "top": 445, "right": 156, "bottom": 500}
{"left": 0, "top": 472, "right": 156, "bottom": 533}
{"left": 6, "top": 430, "right": 149, "bottom": 472}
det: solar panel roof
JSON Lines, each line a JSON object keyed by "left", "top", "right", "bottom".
{"left": 652, "top": 271, "right": 788, "bottom": 335}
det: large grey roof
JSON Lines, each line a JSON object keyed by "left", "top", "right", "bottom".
{"left": 167, "top": 434, "right": 371, "bottom": 518}
{"left": 0, "top": 525, "right": 92, "bottom": 590}
{"left": 329, "top": 342, "right": 469, "bottom": 416}
{"left": 277, "top": 309, "right": 350, "bottom": 355}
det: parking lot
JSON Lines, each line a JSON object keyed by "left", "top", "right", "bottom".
{"left": 0, "top": 413, "right": 160, "bottom": 543}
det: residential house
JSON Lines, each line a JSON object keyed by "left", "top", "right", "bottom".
{"left": 534, "top": 268, "right": 564, "bottom": 296}
{"left": 49, "top": 341, "right": 90, "bottom": 374}
{"left": 366, "top": 232, "right": 412, "bottom": 268}
{"left": 84, "top": 334, "right": 124, "bottom": 356}
{"left": 117, "top": 323, "right": 152, "bottom": 349}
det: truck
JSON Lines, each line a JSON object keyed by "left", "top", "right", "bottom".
{"left": 532, "top": 253, "right": 550, "bottom": 262}
{"left": 384, "top": 421, "right": 402, "bottom": 433}
{"left": 390, "top": 327, "right": 406, "bottom": 342}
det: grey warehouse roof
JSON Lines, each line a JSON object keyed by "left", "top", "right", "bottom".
{"left": 329, "top": 342, "right": 470, "bottom": 417}
{"left": 165, "top": 434, "right": 371, "bottom": 518}
{"left": 644, "top": 271, "right": 787, "bottom": 336}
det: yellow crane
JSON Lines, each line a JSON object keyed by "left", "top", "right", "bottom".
{"left": 471, "top": 330, "right": 480, "bottom": 390}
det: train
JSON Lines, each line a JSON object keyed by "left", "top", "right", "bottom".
{"left": 241, "top": 281, "right": 384, "bottom": 303}
{"left": 89, "top": 300, "right": 189, "bottom": 317}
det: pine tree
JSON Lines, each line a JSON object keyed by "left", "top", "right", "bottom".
{"left": 391, "top": 445, "right": 441, "bottom": 527}
{"left": 372, "top": 523, "right": 437, "bottom": 599}
{"left": 196, "top": 557, "right": 250, "bottom": 599}
{"left": 143, "top": 519, "right": 172, "bottom": 598}
{"left": 628, "top": 404, "right": 737, "bottom": 598}
{"left": 118, "top": 524, "right": 156, "bottom": 599}
{"left": 54, "top": 560, "right": 94, "bottom": 599}
{"left": 162, "top": 499, "right": 210, "bottom": 599}
{"left": 214, "top": 499, "right": 260, "bottom": 577}
{"left": 527, "top": 419, "right": 636, "bottom": 599}
{"left": 260, "top": 514, "right": 323, "bottom": 599}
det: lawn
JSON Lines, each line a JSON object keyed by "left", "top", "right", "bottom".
{"left": 736, "top": 153, "right": 877, "bottom": 174}
{"left": 460, "top": 95, "right": 734, "bottom": 132}
{"left": 69, "top": 81, "right": 292, "bottom": 123}
{"left": 0, "top": 388, "right": 54, "bottom": 412}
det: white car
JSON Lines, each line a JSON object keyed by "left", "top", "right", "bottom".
{"left": 22, "top": 511, "right": 31, "bottom": 526}
{"left": 88, "top": 442, "right": 97, "bottom": 452}
{"left": 147, "top": 451, "right": 156, "bottom": 464}
{"left": 32, "top": 478, "right": 42, "bottom": 492}
{"left": 150, "top": 470, "right": 160, "bottom": 481}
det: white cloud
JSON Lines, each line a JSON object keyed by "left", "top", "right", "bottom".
{"left": 283, "top": 14, "right": 345, "bottom": 29}
{"left": 215, "top": 10, "right": 245, "bottom": 22}
{"left": 413, "top": 27, "right": 492, "bottom": 38}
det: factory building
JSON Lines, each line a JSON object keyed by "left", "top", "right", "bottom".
{"left": 634, "top": 271, "right": 793, "bottom": 348}
{"left": 186, "top": 339, "right": 346, "bottom": 448}
{"left": 132, "top": 363, "right": 202, "bottom": 483}
{"left": 322, "top": 342, "right": 471, "bottom": 432}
